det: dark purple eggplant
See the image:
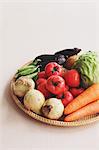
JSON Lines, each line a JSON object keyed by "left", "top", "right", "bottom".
{"left": 55, "top": 54, "right": 66, "bottom": 65}
{"left": 33, "top": 48, "right": 81, "bottom": 71}
{"left": 55, "top": 48, "right": 81, "bottom": 57}
{"left": 33, "top": 54, "right": 55, "bottom": 71}
{"left": 35, "top": 54, "right": 55, "bottom": 62}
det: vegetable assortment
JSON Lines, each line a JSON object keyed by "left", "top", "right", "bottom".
{"left": 12, "top": 48, "right": 99, "bottom": 122}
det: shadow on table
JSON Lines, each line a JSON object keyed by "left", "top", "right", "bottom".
{"left": 3, "top": 79, "right": 99, "bottom": 134}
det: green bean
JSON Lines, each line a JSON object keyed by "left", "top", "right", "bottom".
{"left": 16, "top": 66, "right": 39, "bottom": 78}
{"left": 16, "top": 68, "right": 34, "bottom": 78}
{"left": 26, "top": 72, "right": 38, "bottom": 79}
{"left": 17, "top": 65, "right": 36, "bottom": 73}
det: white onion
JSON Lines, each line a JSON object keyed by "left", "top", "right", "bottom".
{"left": 24, "top": 89, "right": 45, "bottom": 115}
{"left": 13, "top": 76, "right": 35, "bottom": 97}
{"left": 42, "top": 98, "right": 64, "bottom": 119}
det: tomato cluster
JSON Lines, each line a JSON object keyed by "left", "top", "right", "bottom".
{"left": 36, "top": 62, "right": 84, "bottom": 107}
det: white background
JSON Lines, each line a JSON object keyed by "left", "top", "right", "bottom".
{"left": 0, "top": 0, "right": 99, "bottom": 150}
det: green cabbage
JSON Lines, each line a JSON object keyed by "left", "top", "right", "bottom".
{"left": 73, "top": 51, "right": 99, "bottom": 88}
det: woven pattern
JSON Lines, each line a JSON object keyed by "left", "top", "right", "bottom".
{"left": 10, "top": 78, "right": 99, "bottom": 127}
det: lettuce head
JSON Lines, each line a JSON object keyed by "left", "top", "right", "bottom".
{"left": 73, "top": 51, "right": 99, "bottom": 88}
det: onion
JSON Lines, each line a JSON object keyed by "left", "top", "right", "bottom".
{"left": 13, "top": 76, "right": 35, "bottom": 97}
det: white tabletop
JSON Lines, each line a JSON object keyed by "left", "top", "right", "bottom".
{"left": 0, "top": 1, "right": 99, "bottom": 150}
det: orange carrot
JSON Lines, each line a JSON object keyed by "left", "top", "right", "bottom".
{"left": 64, "top": 100, "right": 99, "bottom": 122}
{"left": 64, "top": 83, "right": 99, "bottom": 115}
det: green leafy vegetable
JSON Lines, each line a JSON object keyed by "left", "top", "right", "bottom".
{"left": 73, "top": 51, "right": 99, "bottom": 88}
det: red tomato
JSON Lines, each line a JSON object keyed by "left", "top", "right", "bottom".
{"left": 64, "top": 69, "right": 80, "bottom": 87}
{"left": 36, "top": 78, "right": 47, "bottom": 86}
{"left": 57, "top": 91, "right": 73, "bottom": 107}
{"left": 64, "top": 85, "right": 69, "bottom": 91}
{"left": 70, "top": 87, "right": 84, "bottom": 97}
{"left": 61, "top": 68, "right": 67, "bottom": 78}
{"left": 37, "top": 82, "right": 51, "bottom": 99}
{"left": 46, "top": 75, "right": 65, "bottom": 95}
{"left": 38, "top": 71, "right": 46, "bottom": 79}
{"left": 45, "top": 62, "right": 62, "bottom": 77}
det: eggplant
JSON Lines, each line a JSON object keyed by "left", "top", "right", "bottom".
{"left": 55, "top": 54, "right": 66, "bottom": 65}
{"left": 34, "top": 54, "right": 55, "bottom": 71}
{"left": 55, "top": 48, "right": 81, "bottom": 57}
{"left": 54, "top": 48, "right": 81, "bottom": 66}
{"left": 33, "top": 48, "right": 81, "bottom": 71}
{"left": 35, "top": 54, "right": 55, "bottom": 62}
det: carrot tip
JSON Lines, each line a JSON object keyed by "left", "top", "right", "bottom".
{"left": 64, "top": 116, "right": 71, "bottom": 122}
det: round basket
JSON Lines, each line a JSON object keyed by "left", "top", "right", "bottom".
{"left": 10, "top": 61, "right": 99, "bottom": 127}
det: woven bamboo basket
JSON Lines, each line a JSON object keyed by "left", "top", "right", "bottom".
{"left": 10, "top": 61, "right": 99, "bottom": 127}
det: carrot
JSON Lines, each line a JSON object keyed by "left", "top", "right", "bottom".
{"left": 64, "top": 100, "right": 99, "bottom": 122}
{"left": 64, "top": 83, "right": 99, "bottom": 115}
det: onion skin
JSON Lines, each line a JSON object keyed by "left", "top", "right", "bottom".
{"left": 65, "top": 55, "right": 79, "bottom": 69}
